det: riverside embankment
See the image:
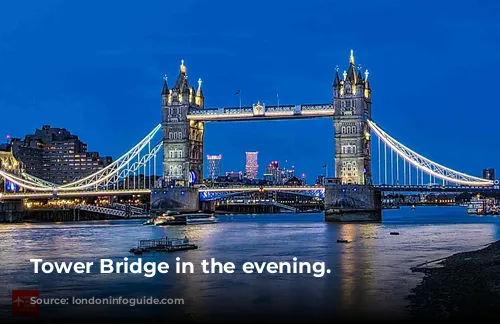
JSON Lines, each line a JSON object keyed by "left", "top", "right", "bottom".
{"left": 408, "top": 240, "right": 500, "bottom": 320}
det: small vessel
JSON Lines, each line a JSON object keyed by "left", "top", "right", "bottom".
{"left": 129, "top": 236, "right": 198, "bottom": 253}
{"left": 466, "top": 196, "right": 489, "bottom": 215}
{"left": 185, "top": 212, "right": 217, "bottom": 225}
{"left": 411, "top": 205, "right": 416, "bottom": 210}
{"left": 143, "top": 218, "right": 155, "bottom": 226}
{"left": 390, "top": 232, "right": 400, "bottom": 235}
{"left": 155, "top": 211, "right": 217, "bottom": 226}
{"left": 154, "top": 211, "right": 183, "bottom": 226}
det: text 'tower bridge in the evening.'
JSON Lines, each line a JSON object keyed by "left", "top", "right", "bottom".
{"left": 0, "top": 51, "right": 497, "bottom": 220}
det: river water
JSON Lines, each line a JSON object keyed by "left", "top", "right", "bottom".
{"left": 1, "top": 206, "right": 499, "bottom": 321}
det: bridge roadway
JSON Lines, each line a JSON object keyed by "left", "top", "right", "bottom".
{"left": 373, "top": 184, "right": 500, "bottom": 193}
{"left": 1, "top": 184, "right": 498, "bottom": 201}
{"left": 187, "top": 103, "right": 334, "bottom": 122}
{"left": 0, "top": 189, "right": 151, "bottom": 200}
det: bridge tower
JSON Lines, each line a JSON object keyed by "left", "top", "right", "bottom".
{"left": 325, "top": 50, "right": 381, "bottom": 222}
{"left": 333, "top": 50, "right": 372, "bottom": 185}
{"left": 161, "top": 60, "right": 205, "bottom": 186}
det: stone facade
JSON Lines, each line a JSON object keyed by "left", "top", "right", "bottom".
{"left": 333, "top": 50, "right": 372, "bottom": 185}
{"left": 150, "top": 187, "right": 200, "bottom": 213}
{"left": 161, "top": 60, "right": 204, "bottom": 186}
{"left": 324, "top": 184, "right": 381, "bottom": 222}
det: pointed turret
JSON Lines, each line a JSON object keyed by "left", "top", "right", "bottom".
{"left": 346, "top": 49, "right": 357, "bottom": 83}
{"left": 356, "top": 67, "right": 364, "bottom": 85}
{"left": 174, "top": 59, "right": 190, "bottom": 93}
{"left": 161, "top": 74, "right": 169, "bottom": 95}
{"left": 333, "top": 66, "right": 341, "bottom": 87}
{"left": 364, "top": 69, "right": 371, "bottom": 99}
{"left": 196, "top": 78, "right": 204, "bottom": 97}
{"left": 195, "top": 78, "right": 204, "bottom": 107}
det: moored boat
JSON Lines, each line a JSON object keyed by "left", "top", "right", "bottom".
{"left": 154, "top": 211, "right": 217, "bottom": 226}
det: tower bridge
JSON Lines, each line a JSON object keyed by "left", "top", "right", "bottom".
{"left": 0, "top": 50, "right": 496, "bottom": 222}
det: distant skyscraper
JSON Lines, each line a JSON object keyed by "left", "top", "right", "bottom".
{"left": 264, "top": 161, "right": 279, "bottom": 184}
{"left": 207, "top": 154, "right": 222, "bottom": 180}
{"left": 483, "top": 168, "right": 495, "bottom": 180}
{"left": 245, "top": 152, "right": 258, "bottom": 180}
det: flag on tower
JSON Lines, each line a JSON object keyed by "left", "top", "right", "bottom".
{"left": 235, "top": 90, "right": 240, "bottom": 95}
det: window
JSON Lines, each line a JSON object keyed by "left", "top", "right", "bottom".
{"left": 341, "top": 144, "right": 357, "bottom": 154}
{"left": 168, "top": 150, "right": 183, "bottom": 159}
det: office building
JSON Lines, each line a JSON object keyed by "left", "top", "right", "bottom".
{"left": 483, "top": 168, "right": 495, "bottom": 180}
{"left": 207, "top": 154, "right": 222, "bottom": 180}
{"left": 11, "top": 125, "right": 113, "bottom": 184}
{"left": 245, "top": 152, "right": 258, "bottom": 180}
{"left": 264, "top": 161, "right": 280, "bottom": 184}
{"left": 225, "top": 171, "right": 243, "bottom": 182}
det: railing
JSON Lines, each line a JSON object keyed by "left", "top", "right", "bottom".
{"left": 111, "top": 203, "right": 147, "bottom": 215}
{"left": 198, "top": 185, "right": 325, "bottom": 191}
{"left": 75, "top": 204, "right": 146, "bottom": 218}
{"left": 223, "top": 199, "right": 297, "bottom": 213}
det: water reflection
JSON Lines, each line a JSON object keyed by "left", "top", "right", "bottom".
{"left": 0, "top": 208, "right": 499, "bottom": 320}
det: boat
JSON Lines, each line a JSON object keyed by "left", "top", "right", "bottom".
{"left": 155, "top": 211, "right": 217, "bottom": 226}
{"left": 466, "top": 196, "right": 489, "bottom": 215}
{"left": 151, "top": 211, "right": 182, "bottom": 226}
{"left": 129, "top": 236, "right": 198, "bottom": 253}
{"left": 411, "top": 205, "right": 416, "bottom": 210}
{"left": 185, "top": 212, "right": 217, "bottom": 225}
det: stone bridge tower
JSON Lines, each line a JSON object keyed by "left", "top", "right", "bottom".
{"left": 161, "top": 60, "right": 205, "bottom": 186}
{"left": 333, "top": 50, "right": 372, "bottom": 185}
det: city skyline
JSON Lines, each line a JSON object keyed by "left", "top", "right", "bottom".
{"left": 205, "top": 152, "right": 306, "bottom": 182}
{"left": 1, "top": 1, "right": 499, "bottom": 181}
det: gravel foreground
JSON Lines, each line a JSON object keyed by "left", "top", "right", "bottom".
{"left": 407, "top": 240, "right": 500, "bottom": 320}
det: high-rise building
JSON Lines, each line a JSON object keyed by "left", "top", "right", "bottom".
{"left": 264, "top": 161, "right": 279, "bottom": 184}
{"left": 483, "top": 168, "right": 495, "bottom": 180}
{"left": 207, "top": 154, "right": 222, "bottom": 180}
{"left": 245, "top": 152, "right": 258, "bottom": 180}
{"left": 225, "top": 171, "right": 243, "bottom": 182}
{"left": 333, "top": 50, "right": 372, "bottom": 185}
{"left": 11, "top": 125, "right": 112, "bottom": 184}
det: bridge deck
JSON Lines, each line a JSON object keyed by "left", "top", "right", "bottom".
{"left": 187, "top": 104, "right": 334, "bottom": 121}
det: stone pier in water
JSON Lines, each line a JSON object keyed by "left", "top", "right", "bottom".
{"left": 324, "top": 184, "right": 382, "bottom": 222}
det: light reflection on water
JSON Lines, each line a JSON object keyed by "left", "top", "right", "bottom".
{"left": 0, "top": 206, "right": 499, "bottom": 320}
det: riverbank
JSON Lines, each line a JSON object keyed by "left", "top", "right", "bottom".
{"left": 407, "top": 240, "right": 500, "bottom": 320}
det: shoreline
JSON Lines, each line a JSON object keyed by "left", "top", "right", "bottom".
{"left": 407, "top": 240, "right": 500, "bottom": 320}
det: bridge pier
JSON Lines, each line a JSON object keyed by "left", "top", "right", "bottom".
{"left": 150, "top": 187, "right": 200, "bottom": 213}
{"left": 324, "top": 184, "right": 381, "bottom": 222}
{"left": 0, "top": 199, "right": 24, "bottom": 222}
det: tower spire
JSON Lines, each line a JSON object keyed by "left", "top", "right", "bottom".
{"left": 197, "top": 78, "right": 203, "bottom": 94}
{"left": 161, "top": 74, "right": 169, "bottom": 95}
{"left": 349, "top": 49, "right": 355, "bottom": 65}
{"left": 180, "top": 59, "right": 186, "bottom": 74}
{"left": 195, "top": 78, "right": 204, "bottom": 107}
{"left": 333, "top": 66, "right": 341, "bottom": 87}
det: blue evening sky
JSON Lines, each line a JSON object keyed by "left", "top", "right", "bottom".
{"left": 0, "top": 0, "right": 499, "bottom": 182}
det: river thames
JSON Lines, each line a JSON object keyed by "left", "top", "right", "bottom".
{"left": 1, "top": 206, "right": 500, "bottom": 321}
